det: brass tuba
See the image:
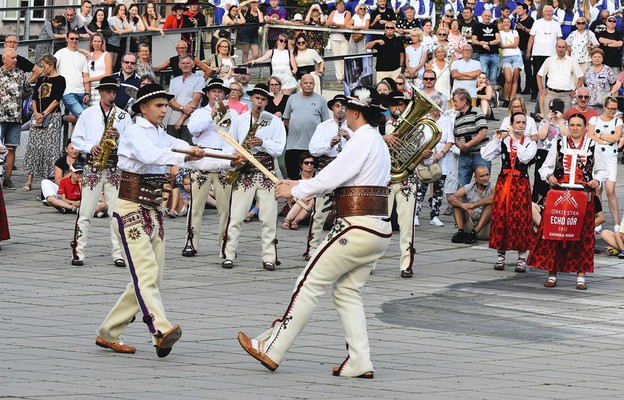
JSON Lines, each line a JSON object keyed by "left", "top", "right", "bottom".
{"left": 388, "top": 87, "right": 443, "bottom": 184}
{"left": 92, "top": 106, "right": 117, "bottom": 171}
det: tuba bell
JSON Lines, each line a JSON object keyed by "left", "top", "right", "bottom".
{"left": 388, "top": 87, "right": 443, "bottom": 184}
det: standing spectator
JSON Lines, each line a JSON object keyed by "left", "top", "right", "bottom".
{"left": 87, "top": 9, "right": 113, "bottom": 43}
{"left": 440, "top": 10, "right": 455, "bottom": 31}
{"left": 405, "top": 29, "right": 428, "bottom": 86}
{"left": 135, "top": 43, "right": 154, "bottom": 78}
{"left": 236, "top": 67, "right": 253, "bottom": 108}
{"left": 422, "top": 69, "right": 447, "bottom": 108}
{"left": 293, "top": 33, "right": 325, "bottom": 93}
{"left": 427, "top": 45, "right": 452, "bottom": 100}
{"left": 396, "top": 6, "right": 419, "bottom": 44}
{"left": 327, "top": 0, "right": 352, "bottom": 84}
{"left": 251, "top": 34, "right": 298, "bottom": 94}
{"left": 366, "top": 22, "right": 405, "bottom": 81}
{"left": 238, "top": 0, "right": 264, "bottom": 64}
{"left": 282, "top": 75, "right": 329, "bottom": 179}
{"left": 584, "top": 48, "right": 616, "bottom": 110}
{"left": 265, "top": 0, "right": 288, "bottom": 50}
{"left": 442, "top": 0, "right": 463, "bottom": 19}
{"left": 265, "top": 76, "right": 289, "bottom": 118}
{"left": 221, "top": 5, "right": 245, "bottom": 55}
{"left": 207, "top": 38, "right": 237, "bottom": 85}
{"left": 3, "top": 35, "right": 42, "bottom": 84}
{"left": 35, "top": 15, "right": 66, "bottom": 65}
{"left": 142, "top": 1, "right": 165, "bottom": 39}
{"left": 23, "top": 54, "right": 66, "bottom": 191}
{"left": 499, "top": 16, "right": 521, "bottom": 107}
{"left": 55, "top": 31, "right": 90, "bottom": 122}
{"left": 75, "top": 1, "right": 93, "bottom": 35}
{"left": 447, "top": 19, "right": 468, "bottom": 60}
{"left": 111, "top": 53, "right": 140, "bottom": 111}
{"left": 472, "top": 10, "right": 500, "bottom": 87}
{"left": 166, "top": 54, "right": 204, "bottom": 144}
{"left": 346, "top": 3, "right": 370, "bottom": 54}
{"left": 227, "top": 81, "right": 249, "bottom": 115}
{"left": 566, "top": 17, "right": 599, "bottom": 74}
{"left": 596, "top": 15, "right": 623, "bottom": 75}
{"left": 563, "top": 87, "right": 600, "bottom": 121}
{"left": 451, "top": 44, "right": 481, "bottom": 98}
{"left": 537, "top": 39, "right": 583, "bottom": 118}
{"left": 421, "top": 19, "right": 438, "bottom": 56}
{"left": 527, "top": 6, "right": 563, "bottom": 103}
{"left": 304, "top": 4, "right": 328, "bottom": 56}
{"left": 515, "top": 2, "right": 534, "bottom": 95}
{"left": 528, "top": 114, "right": 607, "bottom": 290}
{"left": 83, "top": 33, "right": 112, "bottom": 106}
{"left": 458, "top": 7, "right": 478, "bottom": 44}
{"left": 0, "top": 49, "right": 29, "bottom": 190}
{"left": 499, "top": 96, "right": 538, "bottom": 138}
{"left": 184, "top": 0, "right": 207, "bottom": 59}
{"left": 163, "top": 4, "right": 194, "bottom": 52}
{"left": 153, "top": 41, "right": 210, "bottom": 80}
{"left": 108, "top": 4, "right": 133, "bottom": 72}
{"left": 63, "top": 7, "right": 89, "bottom": 38}
{"left": 476, "top": 72, "right": 496, "bottom": 120}
{"left": 588, "top": 97, "right": 622, "bottom": 231}
{"left": 481, "top": 113, "right": 537, "bottom": 272}
{"left": 453, "top": 88, "right": 490, "bottom": 188}
{"left": 558, "top": 0, "right": 578, "bottom": 39}
{"left": 415, "top": 0, "right": 437, "bottom": 27}
{"left": 370, "top": 0, "right": 396, "bottom": 32}
{"left": 127, "top": 4, "right": 146, "bottom": 53}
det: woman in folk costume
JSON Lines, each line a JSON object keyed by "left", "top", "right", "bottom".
{"left": 481, "top": 112, "right": 537, "bottom": 272}
{"left": 527, "top": 113, "right": 607, "bottom": 290}
{"left": 237, "top": 86, "right": 392, "bottom": 379}
{"left": 0, "top": 145, "right": 10, "bottom": 249}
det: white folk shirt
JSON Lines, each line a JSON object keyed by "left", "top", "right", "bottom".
{"left": 539, "top": 136, "right": 608, "bottom": 183}
{"left": 537, "top": 55, "right": 583, "bottom": 91}
{"left": 187, "top": 102, "right": 239, "bottom": 152}
{"left": 118, "top": 116, "right": 232, "bottom": 175}
{"left": 480, "top": 135, "right": 538, "bottom": 164}
{"left": 224, "top": 111, "right": 286, "bottom": 157}
{"left": 72, "top": 104, "right": 132, "bottom": 155}
{"left": 308, "top": 118, "right": 351, "bottom": 158}
{"left": 293, "top": 123, "right": 391, "bottom": 199}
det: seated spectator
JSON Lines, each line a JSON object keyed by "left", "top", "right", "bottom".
{"left": 40, "top": 140, "right": 84, "bottom": 205}
{"left": 448, "top": 165, "right": 494, "bottom": 244}
{"left": 167, "top": 173, "right": 192, "bottom": 218}
{"left": 447, "top": 19, "right": 468, "bottom": 61}
{"left": 135, "top": 43, "right": 154, "bottom": 79}
{"left": 153, "top": 40, "right": 210, "bottom": 80}
{"left": 281, "top": 153, "right": 314, "bottom": 230}
{"left": 476, "top": 72, "right": 496, "bottom": 120}
{"left": 207, "top": 38, "right": 237, "bottom": 85}
{"left": 47, "top": 162, "right": 105, "bottom": 215}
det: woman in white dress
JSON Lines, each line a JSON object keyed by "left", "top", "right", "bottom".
{"left": 588, "top": 96, "right": 623, "bottom": 231}
{"left": 427, "top": 45, "right": 451, "bottom": 102}
{"left": 81, "top": 33, "right": 112, "bottom": 106}
{"left": 326, "top": 0, "right": 351, "bottom": 83}
{"left": 405, "top": 29, "right": 427, "bottom": 88}
{"left": 346, "top": 3, "right": 370, "bottom": 55}
{"left": 252, "top": 33, "right": 298, "bottom": 94}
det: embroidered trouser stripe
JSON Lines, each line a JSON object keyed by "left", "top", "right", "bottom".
{"left": 388, "top": 180, "right": 417, "bottom": 272}
{"left": 305, "top": 194, "right": 331, "bottom": 258}
{"left": 262, "top": 216, "right": 392, "bottom": 375}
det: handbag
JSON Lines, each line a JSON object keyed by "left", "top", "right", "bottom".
{"left": 415, "top": 162, "right": 442, "bottom": 183}
{"left": 351, "top": 33, "right": 364, "bottom": 42}
{"left": 40, "top": 113, "right": 53, "bottom": 128}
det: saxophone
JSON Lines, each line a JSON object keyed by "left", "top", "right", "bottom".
{"left": 222, "top": 114, "right": 265, "bottom": 185}
{"left": 92, "top": 106, "right": 117, "bottom": 171}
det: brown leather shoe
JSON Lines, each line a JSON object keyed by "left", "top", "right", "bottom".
{"left": 155, "top": 324, "right": 182, "bottom": 358}
{"left": 332, "top": 366, "right": 374, "bottom": 379}
{"left": 263, "top": 262, "right": 276, "bottom": 271}
{"left": 237, "top": 331, "right": 279, "bottom": 372}
{"left": 95, "top": 336, "right": 136, "bottom": 354}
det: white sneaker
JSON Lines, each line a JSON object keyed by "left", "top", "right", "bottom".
{"left": 615, "top": 225, "right": 620, "bottom": 232}
{"left": 414, "top": 216, "right": 419, "bottom": 226}
{"left": 430, "top": 217, "right": 444, "bottom": 227}
{"left": 595, "top": 224, "right": 603, "bottom": 234}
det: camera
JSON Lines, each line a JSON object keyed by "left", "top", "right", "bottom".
{"left": 549, "top": 98, "right": 565, "bottom": 114}
{"left": 233, "top": 67, "right": 248, "bottom": 74}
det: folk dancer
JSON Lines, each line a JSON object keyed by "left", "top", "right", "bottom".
{"left": 305, "top": 94, "right": 351, "bottom": 261}
{"left": 527, "top": 113, "right": 608, "bottom": 290}
{"left": 237, "top": 86, "right": 392, "bottom": 378}
{"left": 481, "top": 112, "right": 537, "bottom": 272}
{"left": 95, "top": 83, "right": 243, "bottom": 357}
{"left": 384, "top": 91, "right": 434, "bottom": 278}
{"left": 221, "top": 83, "right": 286, "bottom": 271}
{"left": 70, "top": 76, "right": 131, "bottom": 267}
{"left": 182, "top": 78, "right": 238, "bottom": 258}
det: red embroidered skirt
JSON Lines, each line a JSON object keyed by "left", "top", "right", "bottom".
{"left": 527, "top": 192, "right": 595, "bottom": 273}
{"left": 489, "top": 174, "right": 534, "bottom": 252}
{"left": 0, "top": 187, "right": 10, "bottom": 241}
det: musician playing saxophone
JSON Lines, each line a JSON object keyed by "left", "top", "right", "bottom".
{"left": 70, "top": 76, "right": 131, "bottom": 267}
{"left": 221, "top": 83, "right": 286, "bottom": 271}
{"left": 182, "top": 78, "right": 239, "bottom": 258}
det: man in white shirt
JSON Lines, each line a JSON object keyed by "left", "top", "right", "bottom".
{"left": 527, "top": 5, "right": 562, "bottom": 102}
{"left": 451, "top": 45, "right": 482, "bottom": 97}
{"left": 166, "top": 53, "right": 204, "bottom": 144}
{"left": 54, "top": 31, "right": 90, "bottom": 122}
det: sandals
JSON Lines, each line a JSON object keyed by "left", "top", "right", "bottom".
{"left": 290, "top": 219, "right": 299, "bottom": 230}
{"left": 515, "top": 259, "right": 526, "bottom": 273}
{"left": 544, "top": 277, "right": 557, "bottom": 287}
{"left": 494, "top": 259, "right": 505, "bottom": 270}
{"left": 281, "top": 218, "right": 291, "bottom": 229}
{"left": 576, "top": 281, "right": 588, "bottom": 290}
{"left": 20, "top": 182, "right": 32, "bottom": 192}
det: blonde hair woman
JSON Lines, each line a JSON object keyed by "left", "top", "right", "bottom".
{"left": 208, "top": 38, "right": 236, "bottom": 84}
{"left": 426, "top": 45, "right": 452, "bottom": 100}
{"left": 227, "top": 81, "right": 249, "bottom": 115}
{"left": 346, "top": 3, "right": 370, "bottom": 55}
{"left": 405, "top": 28, "right": 427, "bottom": 86}
{"left": 251, "top": 34, "right": 298, "bottom": 94}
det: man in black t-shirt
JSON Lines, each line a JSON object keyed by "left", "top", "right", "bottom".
{"left": 366, "top": 22, "right": 405, "bottom": 81}
{"left": 515, "top": 3, "right": 534, "bottom": 94}
{"left": 597, "top": 16, "right": 623, "bottom": 75}
{"left": 370, "top": 0, "right": 396, "bottom": 39}
{"left": 472, "top": 10, "right": 500, "bottom": 85}
{"left": 3, "top": 35, "right": 42, "bottom": 84}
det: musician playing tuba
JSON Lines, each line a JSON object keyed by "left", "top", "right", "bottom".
{"left": 220, "top": 83, "right": 286, "bottom": 271}
{"left": 182, "top": 78, "right": 239, "bottom": 258}
{"left": 70, "top": 76, "right": 131, "bottom": 268}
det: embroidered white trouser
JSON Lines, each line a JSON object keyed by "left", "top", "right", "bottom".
{"left": 388, "top": 178, "right": 417, "bottom": 272}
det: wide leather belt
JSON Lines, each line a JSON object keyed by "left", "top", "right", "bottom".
{"left": 331, "top": 185, "right": 389, "bottom": 218}
{"left": 316, "top": 155, "right": 335, "bottom": 170}
{"left": 85, "top": 153, "right": 119, "bottom": 169}
{"left": 118, "top": 171, "right": 168, "bottom": 207}
{"left": 247, "top": 152, "right": 274, "bottom": 173}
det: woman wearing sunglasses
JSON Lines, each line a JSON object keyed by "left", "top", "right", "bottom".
{"left": 82, "top": 33, "right": 112, "bottom": 106}
{"left": 251, "top": 33, "right": 298, "bottom": 94}
{"left": 565, "top": 17, "right": 599, "bottom": 74}
{"left": 327, "top": 0, "right": 352, "bottom": 83}
{"left": 293, "top": 33, "right": 324, "bottom": 94}
{"left": 281, "top": 153, "right": 315, "bottom": 230}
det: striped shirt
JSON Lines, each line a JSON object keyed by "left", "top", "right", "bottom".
{"left": 454, "top": 106, "right": 488, "bottom": 152}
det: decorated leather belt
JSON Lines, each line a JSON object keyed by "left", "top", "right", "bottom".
{"left": 118, "top": 171, "right": 168, "bottom": 207}
{"left": 247, "top": 152, "right": 274, "bottom": 173}
{"left": 316, "top": 155, "right": 335, "bottom": 170}
{"left": 85, "top": 153, "right": 119, "bottom": 169}
{"left": 331, "top": 185, "right": 389, "bottom": 218}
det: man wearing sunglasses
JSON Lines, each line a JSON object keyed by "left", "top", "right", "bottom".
{"left": 422, "top": 69, "right": 447, "bottom": 109}
{"left": 111, "top": 53, "right": 140, "bottom": 112}
{"left": 562, "top": 87, "right": 600, "bottom": 122}
{"left": 597, "top": 16, "right": 623, "bottom": 75}
{"left": 54, "top": 31, "right": 90, "bottom": 122}
{"left": 366, "top": 23, "right": 405, "bottom": 81}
